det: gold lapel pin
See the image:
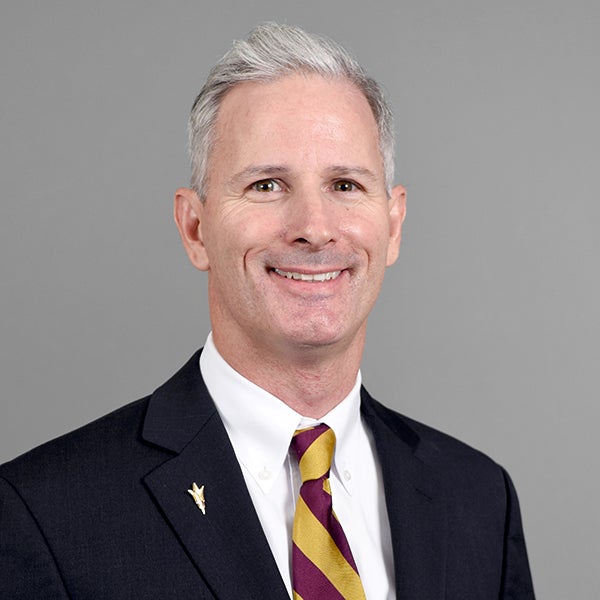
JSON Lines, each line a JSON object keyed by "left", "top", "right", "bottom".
{"left": 187, "top": 482, "right": 206, "bottom": 515}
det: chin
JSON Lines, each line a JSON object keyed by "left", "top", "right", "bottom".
{"left": 275, "top": 320, "right": 358, "bottom": 352}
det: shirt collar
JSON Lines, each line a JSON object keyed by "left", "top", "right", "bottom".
{"left": 199, "top": 333, "right": 362, "bottom": 495}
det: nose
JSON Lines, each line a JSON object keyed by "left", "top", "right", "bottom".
{"left": 283, "top": 188, "right": 338, "bottom": 249}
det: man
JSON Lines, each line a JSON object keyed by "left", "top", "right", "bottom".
{"left": 0, "top": 23, "right": 534, "bottom": 599}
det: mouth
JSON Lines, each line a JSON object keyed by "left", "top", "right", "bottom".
{"left": 272, "top": 268, "right": 342, "bottom": 282}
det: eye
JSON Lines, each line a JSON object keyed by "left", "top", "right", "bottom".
{"left": 252, "top": 179, "right": 281, "bottom": 192}
{"left": 333, "top": 180, "right": 357, "bottom": 192}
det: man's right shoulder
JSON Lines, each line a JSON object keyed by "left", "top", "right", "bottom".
{"left": 0, "top": 395, "right": 155, "bottom": 490}
{"left": 1, "top": 349, "right": 207, "bottom": 489}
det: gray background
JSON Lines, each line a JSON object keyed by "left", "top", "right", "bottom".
{"left": 1, "top": 1, "right": 598, "bottom": 597}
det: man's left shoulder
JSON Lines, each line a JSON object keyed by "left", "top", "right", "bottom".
{"left": 360, "top": 388, "right": 512, "bottom": 493}
{"left": 361, "top": 389, "right": 535, "bottom": 597}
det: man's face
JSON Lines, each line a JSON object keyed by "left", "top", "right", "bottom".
{"left": 176, "top": 74, "right": 405, "bottom": 361}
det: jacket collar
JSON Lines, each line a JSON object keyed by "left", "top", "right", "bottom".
{"left": 361, "top": 387, "right": 448, "bottom": 600}
{"left": 140, "top": 351, "right": 447, "bottom": 599}
{"left": 141, "top": 350, "right": 289, "bottom": 600}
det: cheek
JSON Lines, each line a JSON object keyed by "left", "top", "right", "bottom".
{"left": 342, "top": 212, "right": 390, "bottom": 256}
{"left": 206, "top": 212, "right": 277, "bottom": 270}
{"left": 234, "top": 209, "right": 284, "bottom": 246}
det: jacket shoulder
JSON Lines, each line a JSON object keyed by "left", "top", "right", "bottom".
{"left": 361, "top": 389, "right": 507, "bottom": 487}
{"left": 0, "top": 396, "right": 155, "bottom": 489}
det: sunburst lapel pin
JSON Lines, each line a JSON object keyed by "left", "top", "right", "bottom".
{"left": 187, "top": 482, "right": 206, "bottom": 515}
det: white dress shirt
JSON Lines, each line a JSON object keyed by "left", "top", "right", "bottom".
{"left": 200, "top": 333, "right": 395, "bottom": 599}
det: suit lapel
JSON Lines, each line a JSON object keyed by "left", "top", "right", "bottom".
{"left": 139, "top": 353, "right": 447, "bottom": 599}
{"left": 361, "top": 388, "right": 447, "bottom": 600}
{"left": 141, "top": 352, "right": 288, "bottom": 600}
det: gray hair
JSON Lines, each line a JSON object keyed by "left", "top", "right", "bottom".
{"left": 189, "top": 22, "right": 395, "bottom": 198}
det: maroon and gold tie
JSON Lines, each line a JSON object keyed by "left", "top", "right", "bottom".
{"left": 291, "top": 424, "right": 366, "bottom": 600}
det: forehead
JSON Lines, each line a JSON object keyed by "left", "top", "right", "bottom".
{"left": 210, "top": 74, "right": 382, "bottom": 173}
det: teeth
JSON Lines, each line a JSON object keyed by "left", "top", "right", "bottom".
{"left": 274, "top": 268, "right": 341, "bottom": 281}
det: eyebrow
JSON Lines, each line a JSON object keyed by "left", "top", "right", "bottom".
{"left": 228, "top": 165, "right": 292, "bottom": 187}
{"left": 323, "top": 165, "right": 380, "bottom": 184}
{"left": 228, "top": 164, "right": 381, "bottom": 187}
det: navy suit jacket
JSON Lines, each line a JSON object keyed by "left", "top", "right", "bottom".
{"left": 0, "top": 350, "right": 535, "bottom": 598}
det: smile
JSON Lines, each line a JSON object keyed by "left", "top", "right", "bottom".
{"left": 273, "top": 268, "right": 342, "bottom": 282}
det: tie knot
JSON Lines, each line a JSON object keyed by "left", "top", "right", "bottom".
{"left": 291, "top": 423, "right": 336, "bottom": 483}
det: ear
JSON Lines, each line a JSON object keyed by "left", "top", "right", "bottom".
{"left": 174, "top": 187, "right": 210, "bottom": 271}
{"left": 386, "top": 184, "right": 407, "bottom": 266}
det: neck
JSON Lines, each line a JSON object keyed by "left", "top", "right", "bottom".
{"left": 211, "top": 330, "right": 365, "bottom": 419}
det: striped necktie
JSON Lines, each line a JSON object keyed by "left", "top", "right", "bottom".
{"left": 291, "top": 424, "right": 366, "bottom": 600}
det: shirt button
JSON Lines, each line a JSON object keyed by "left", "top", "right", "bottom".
{"left": 343, "top": 470, "right": 352, "bottom": 481}
{"left": 258, "top": 467, "right": 271, "bottom": 480}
